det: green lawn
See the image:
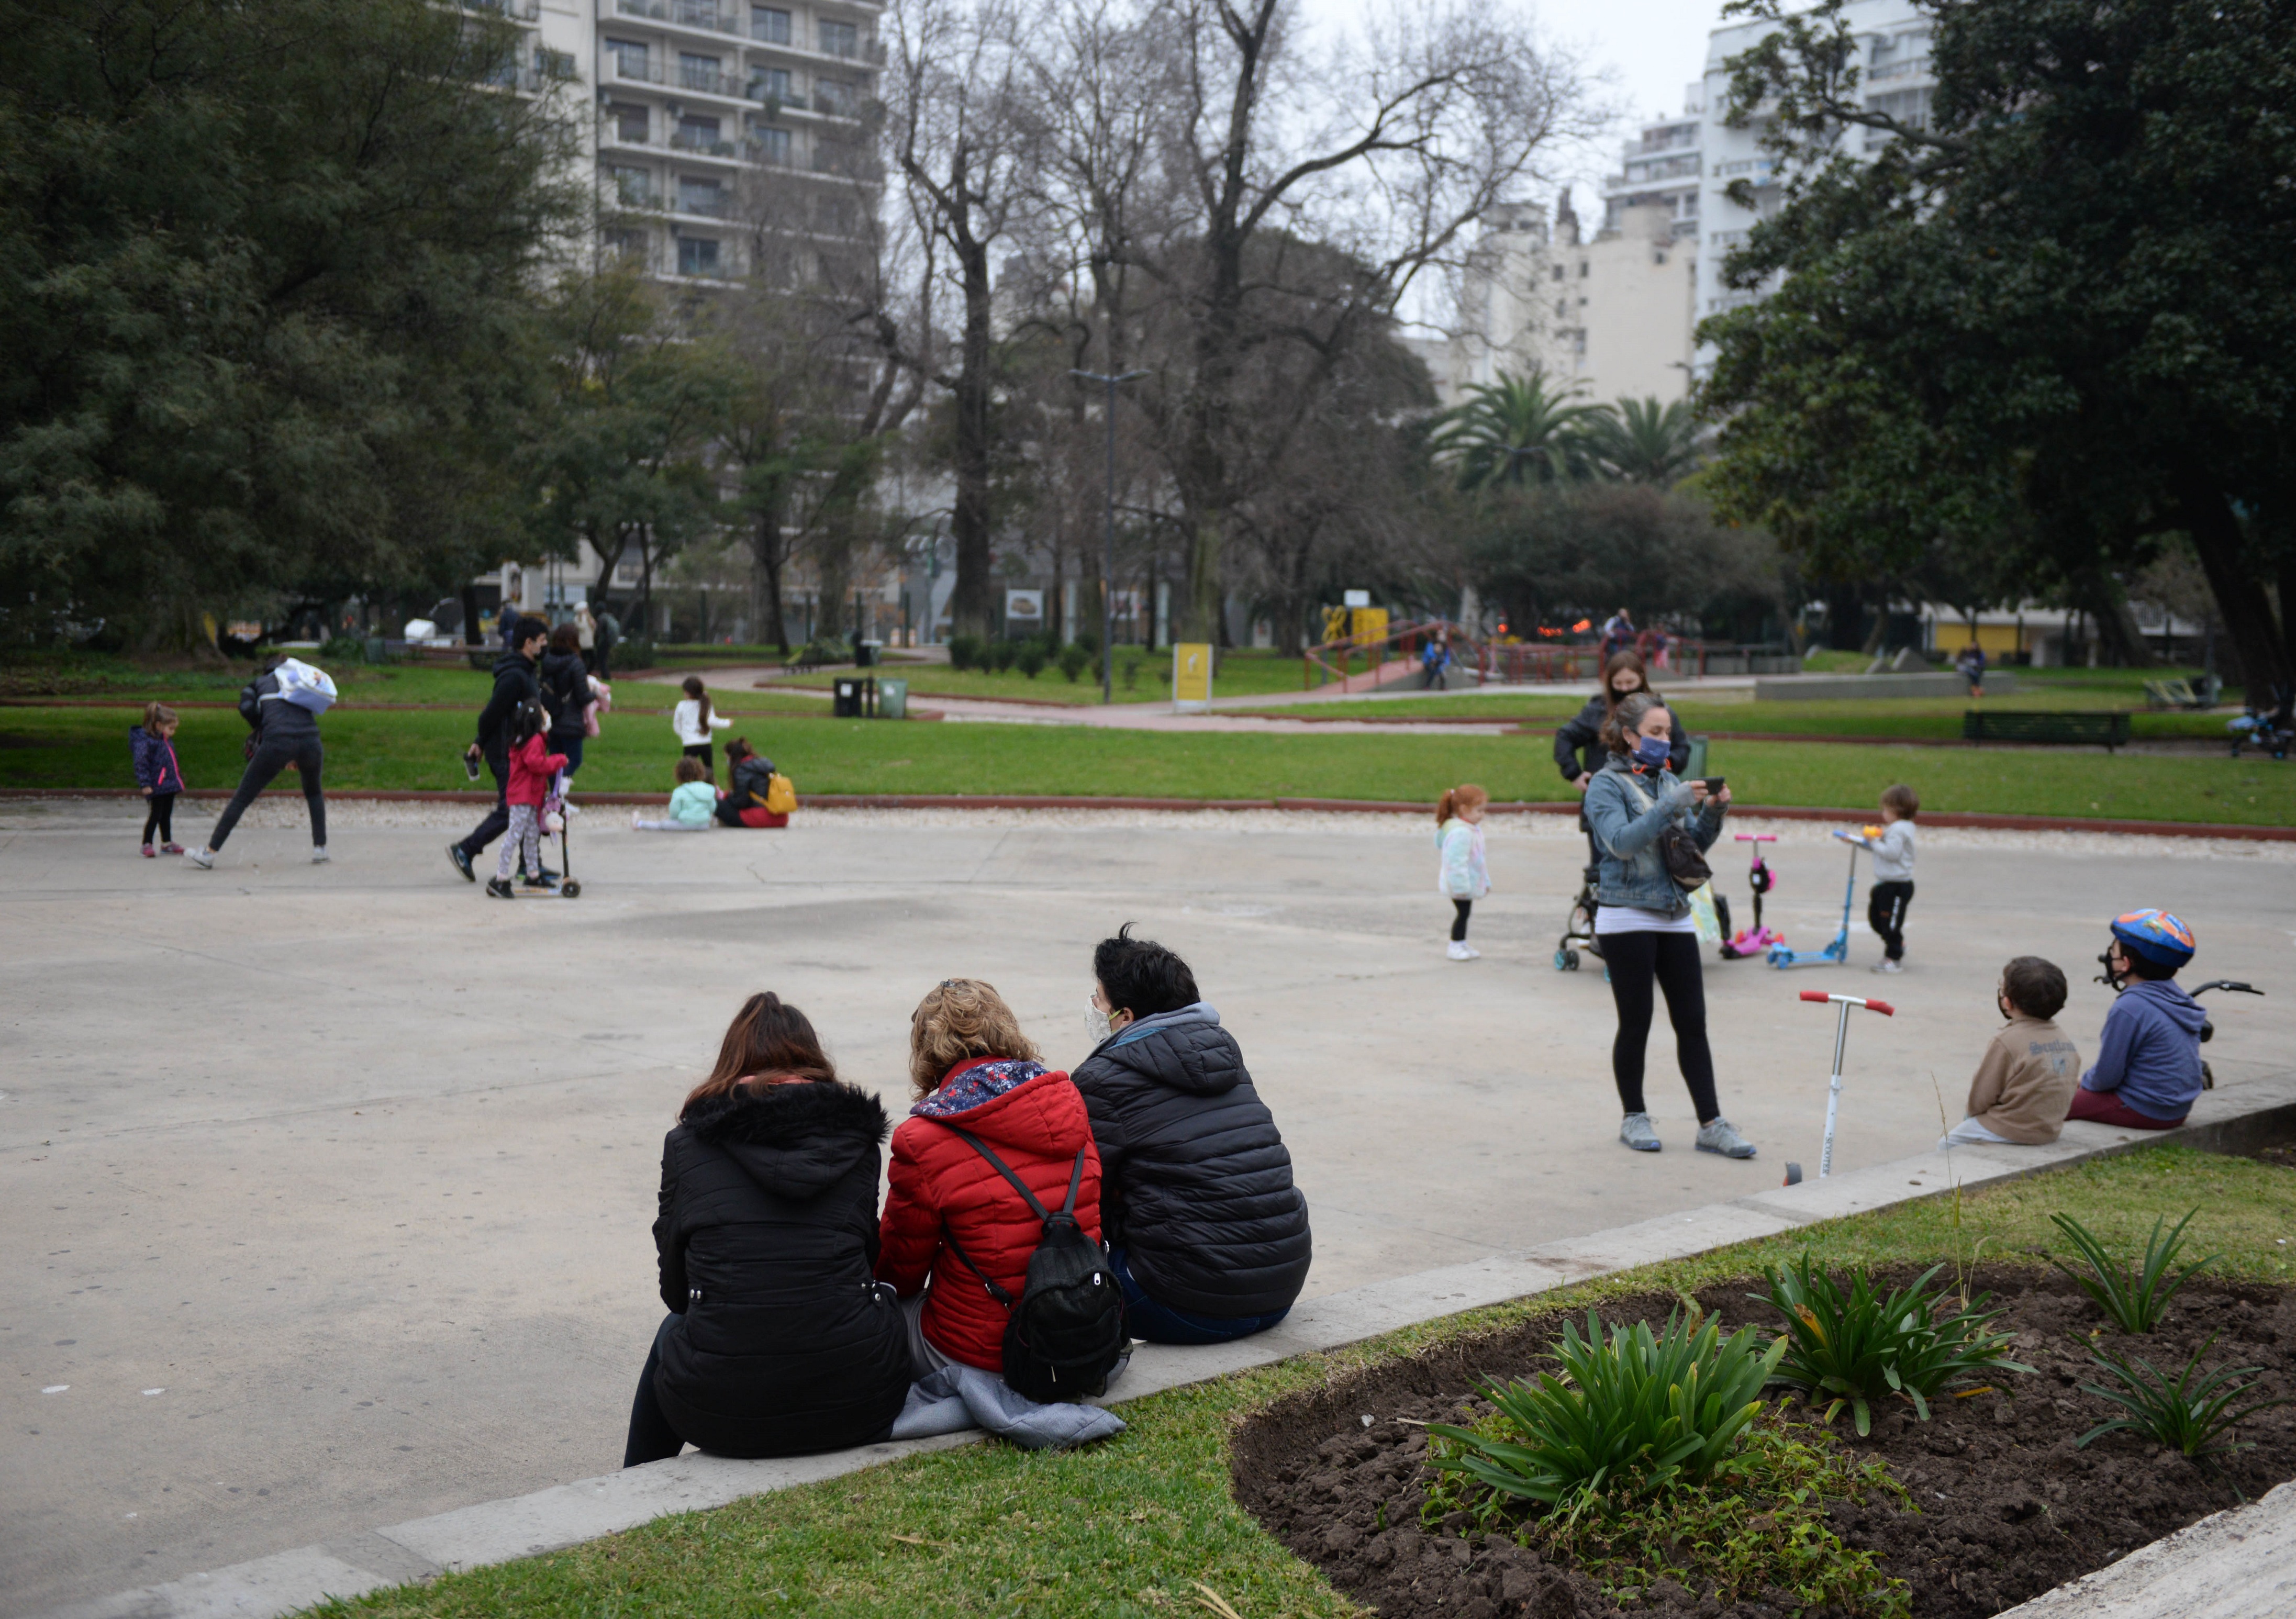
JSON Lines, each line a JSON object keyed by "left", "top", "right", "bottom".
{"left": 306, "top": 1143, "right": 2296, "bottom": 1619}
{"left": 3, "top": 705, "right": 2289, "bottom": 823}
{"left": 775, "top": 649, "right": 1333, "bottom": 707}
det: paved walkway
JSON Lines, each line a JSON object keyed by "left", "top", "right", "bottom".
{"left": 5, "top": 799, "right": 2291, "bottom": 1613}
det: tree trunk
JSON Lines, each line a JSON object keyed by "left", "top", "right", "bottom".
{"left": 947, "top": 242, "right": 996, "bottom": 642}
{"left": 459, "top": 584, "right": 483, "bottom": 646}
{"left": 2179, "top": 476, "right": 2292, "bottom": 699}
{"left": 749, "top": 499, "right": 789, "bottom": 654}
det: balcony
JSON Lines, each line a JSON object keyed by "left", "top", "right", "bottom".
{"left": 676, "top": 191, "right": 729, "bottom": 217}
{"left": 606, "top": 56, "right": 754, "bottom": 102}
{"left": 669, "top": 132, "right": 740, "bottom": 158}
{"left": 466, "top": 0, "right": 540, "bottom": 18}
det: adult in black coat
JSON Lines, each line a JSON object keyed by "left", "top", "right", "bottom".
{"left": 449, "top": 618, "right": 547, "bottom": 881}
{"left": 714, "top": 738, "right": 779, "bottom": 827}
{"left": 1552, "top": 650, "right": 1689, "bottom": 870}
{"left": 538, "top": 623, "right": 593, "bottom": 774}
{"left": 1071, "top": 927, "right": 1311, "bottom": 1344}
{"left": 626, "top": 993, "right": 911, "bottom": 1465}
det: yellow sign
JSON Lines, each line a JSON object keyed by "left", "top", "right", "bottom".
{"left": 1172, "top": 642, "right": 1212, "bottom": 711}
{"left": 1351, "top": 607, "right": 1388, "bottom": 648}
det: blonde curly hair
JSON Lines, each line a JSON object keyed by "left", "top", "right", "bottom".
{"left": 909, "top": 978, "right": 1040, "bottom": 1096}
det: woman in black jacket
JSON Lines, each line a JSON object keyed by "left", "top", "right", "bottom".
{"left": 625, "top": 993, "right": 912, "bottom": 1466}
{"left": 1071, "top": 926, "right": 1311, "bottom": 1344}
{"left": 538, "top": 624, "right": 593, "bottom": 776}
{"left": 1552, "top": 651, "right": 1689, "bottom": 869}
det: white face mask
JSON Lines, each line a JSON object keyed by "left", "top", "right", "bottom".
{"left": 1086, "top": 1000, "right": 1113, "bottom": 1047}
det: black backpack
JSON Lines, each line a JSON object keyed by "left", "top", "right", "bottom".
{"left": 938, "top": 1126, "right": 1128, "bottom": 1403}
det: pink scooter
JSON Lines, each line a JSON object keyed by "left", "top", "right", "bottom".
{"left": 1719, "top": 833, "right": 1786, "bottom": 959}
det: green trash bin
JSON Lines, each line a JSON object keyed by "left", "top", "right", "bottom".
{"left": 876, "top": 676, "right": 907, "bottom": 719}
{"left": 1682, "top": 734, "right": 1710, "bottom": 781}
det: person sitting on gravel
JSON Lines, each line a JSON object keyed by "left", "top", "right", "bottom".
{"left": 1072, "top": 926, "right": 1312, "bottom": 1344}
{"left": 1940, "top": 956, "right": 2081, "bottom": 1147}
{"left": 631, "top": 756, "right": 716, "bottom": 832}
{"left": 2067, "top": 910, "right": 2205, "bottom": 1131}
{"left": 624, "top": 992, "right": 911, "bottom": 1466}
{"left": 713, "top": 738, "right": 784, "bottom": 828}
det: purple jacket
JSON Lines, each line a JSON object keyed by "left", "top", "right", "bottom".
{"left": 129, "top": 726, "right": 185, "bottom": 794}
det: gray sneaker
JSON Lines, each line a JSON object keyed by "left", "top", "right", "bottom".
{"left": 183, "top": 846, "right": 215, "bottom": 869}
{"left": 1696, "top": 1116, "right": 1757, "bottom": 1158}
{"left": 310, "top": 846, "right": 330, "bottom": 864}
{"left": 1619, "top": 1112, "right": 1662, "bottom": 1152}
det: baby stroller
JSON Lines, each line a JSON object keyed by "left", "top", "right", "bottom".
{"left": 1554, "top": 863, "right": 1604, "bottom": 971}
{"left": 540, "top": 771, "right": 582, "bottom": 898}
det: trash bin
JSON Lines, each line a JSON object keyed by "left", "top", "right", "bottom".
{"left": 1682, "top": 734, "right": 1710, "bottom": 780}
{"left": 833, "top": 676, "right": 876, "bottom": 718}
{"left": 855, "top": 640, "right": 880, "bottom": 668}
{"left": 876, "top": 677, "right": 907, "bottom": 720}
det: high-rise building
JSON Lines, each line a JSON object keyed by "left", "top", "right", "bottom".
{"left": 470, "top": 0, "right": 884, "bottom": 283}
{"left": 1600, "top": 97, "right": 1704, "bottom": 241}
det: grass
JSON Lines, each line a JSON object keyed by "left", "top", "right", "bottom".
{"left": 2, "top": 706, "right": 2290, "bottom": 822}
{"left": 775, "top": 649, "right": 1336, "bottom": 707}
{"left": 304, "top": 1144, "right": 2296, "bottom": 1619}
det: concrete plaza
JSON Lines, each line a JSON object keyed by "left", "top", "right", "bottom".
{"left": 4, "top": 797, "right": 2291, "bottom": 1615}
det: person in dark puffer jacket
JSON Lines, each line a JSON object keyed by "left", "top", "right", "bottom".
{"left": 626, "top": 992, "right": 911, "bottom": 1466}
{"left": 1071, "top": 925, "right": 1311, "bottom": 1344}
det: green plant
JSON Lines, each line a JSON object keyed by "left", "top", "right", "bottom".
{"left": 1756, "top": 1255, "right": 2031, "bottom": 1436}
{"left": 1121, "top": 654, "right": 1142, "bottom": 690}
{"left": 1058, "top": 644, "right": 1091, "bottom": 682}
{"left": 945, "top": 634, "right": 982, "bottom": 672}
{"left": 2048, "top": 1210, "right": 2217, "bottom": 1334}
{"left": 990, "top": 638, "right": 1018, "bottom": 672}
{"left": 1426, "top": 1308, "right": 1785, "bottom": 1511}
{"left": 2078, "top": 1331, "right": 2291, "bottom": 1460}
{"left": 1016, "top": 643, "right": 1047, "bottom": 678}
{"left": 319, "top": 633, "right": 369, "bottom": 664}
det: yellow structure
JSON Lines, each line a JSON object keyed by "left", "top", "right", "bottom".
{"left": 1173, "top": 643, "right": 1212, "bottom": 712}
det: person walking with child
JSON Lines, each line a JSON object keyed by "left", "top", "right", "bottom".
{"left": 631, "top": 756, "right": 717, "bottom": 832}
{"left": 130, "top": 703, "right": 186, "bottom": 857}
{"left": 673, "top": 675, "right": 731, "bottom": 779}
{"left": 2068, "top": 910, "right": 2206, "bottom": 1131}
{"left": 1435, "top": 784, "right": 1491, "bottom": 961}
{"left": 1586, "top": 691, "right": 1754, "bottom": 1158}
{"left": 485, "top": 699, "right": 566, "bottom": 899}
{"left": 1857, "top": 784, "right": 1919, "bottom": 974}
{"left": 1940, "top": 957, "right": 2081, "bottom": 1146}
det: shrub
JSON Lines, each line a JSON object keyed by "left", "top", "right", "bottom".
{"left": 1121, "top": 654, "right": 1142, "bottom": 690}
{"left": 318, "top": 633, "right": 367, "bottom": 665}
{"left": 1058, "top": 644, "right": 1091, "bottom": 682}
{"left": 1428, "top": 1307, "right": 1785, "bottom": 1511}
{"left": 2079, "top": 1331, "right": 2289, "bottom": 1460}
{"left": 990, "top": 638, "right": 1018, "bottom": 673}
{"left": 614, "top": 635, "right": 656, "bottom": 671}
{"left": 946, "top": 634, "right": 982, "bottom": 672}
{"left": 1072, "top": 629, "right": 1100, "bottom": 658}
{"left": 2048, "top": 1210, "right": 2216, "bottom": 1334}
{"left": 1756, "top": 1255, "right": 2031, "bottom": 1436}
{"left": 1016, "top": 643, "right": 1047, "bottom": 678}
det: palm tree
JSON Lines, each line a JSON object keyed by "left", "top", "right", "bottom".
{"left": 1430, "top": 369, "right": 1607, "bottom": 492}
{"left": 1587, "top": 396, "right": 1703, "bottom": 486}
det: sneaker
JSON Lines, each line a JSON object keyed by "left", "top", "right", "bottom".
{"left": 520, "top": 870, "right": 559, "bottom": 890}
{"left": 448, "top": 843, "right": 475, "bottom": 883}
{"left": 484, "top": 877, "right": 515, "bottom": 899}
{"left": 1620, "top": 1112, "right": 1662, "bottom": 1152}
{"left": 160, "top": 842, "right": 184, "bottom": 855}
{"left": 1446, "top": 940, "right": 1474, "bottom": 961}
{"left": 631, "top": 810, "right": 644, "bottom": 831}
{"left": 310, "top": 846, "right": 330, "bottom": 864}
{"left": 141, "top": 844, "right": 155, "bottom": 858}
{"left": 1872, "top": 958, "right": 1903, "bottom": 974}
{"left": 1696, "top": 1117, "right": 1757, "bottom": 1159}
{"left": 184, "top": 847, "right": 215, "bottom": 869}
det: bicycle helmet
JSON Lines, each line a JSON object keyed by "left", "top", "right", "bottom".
{"left": 2109, "top": 909, "right": 2195, "bottom": 973}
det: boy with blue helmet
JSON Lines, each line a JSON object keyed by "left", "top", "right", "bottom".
{"left": 2065, "top": 910, "right": 2205, "bottom": 1131}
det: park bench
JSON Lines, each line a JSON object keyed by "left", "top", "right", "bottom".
{"left": 1961, "top": 710, "right": 2131, "bottom": 751}
{"left": 2143, "top": 676, "right": 2221, "bottom": 710}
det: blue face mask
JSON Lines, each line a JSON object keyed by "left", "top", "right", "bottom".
{"left": 1631, "top": 734, "right": 1670, "bottom": 768}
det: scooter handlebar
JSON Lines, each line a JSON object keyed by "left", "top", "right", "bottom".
{"left": 1799, "top": 990, "right": 1896, "bottom": 1016}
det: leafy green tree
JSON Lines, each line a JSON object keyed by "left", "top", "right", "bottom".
{"left": 0, "top": 0, "right": 577, "bottom": 645}
{"left": 1431, "top": 371, "right": 1605, "bottom": 491}
{"left": 1588, "top": 398, "right": 1702, "bottom": 487}
{"left": 1700, "top": 0, "right": 2296, "bottom": 688}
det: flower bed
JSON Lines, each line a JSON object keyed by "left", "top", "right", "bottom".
{"left": 1232, "top": 1264, "right": 2296, "bottom": 1617}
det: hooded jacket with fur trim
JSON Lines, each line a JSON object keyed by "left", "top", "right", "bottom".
{"left": 651, "top": 1079, "right": 911, "bottom": 1457}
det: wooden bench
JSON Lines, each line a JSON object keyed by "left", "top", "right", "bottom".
{"left": 1961, "top": 710, "right": 2131, "bottom": 751}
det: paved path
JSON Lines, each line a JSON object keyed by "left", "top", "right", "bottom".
{"left": 4, "top": 799, "right": 2291, "bottom": 1613}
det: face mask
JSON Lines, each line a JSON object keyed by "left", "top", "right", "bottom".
{"left": 1631, "top": 734, "right": 1670, "bottom": 768}
{"left": 1086, "top": 1001, "right": 1113, "bottom": 1046}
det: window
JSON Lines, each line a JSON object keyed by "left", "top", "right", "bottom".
{"left": 751, "top": 5, "right": 790, "bottom": 41}
{"left": 819, "top": 18, "right": 858, "bottom": 57}
{"left": 679, "top": 176, "right": 725, "bottom": 216}
{"left": 607, "top": 101, "right": 649, "bottom": 142}
{"left": 1555, "top": 299, "right": 1566, "bottom": 319}
{"left": 605, "top": 229, "right": 649, "bottom": 264}
{"left": 604, "top": 38, "right": 650, "bottom": 83}
{"left": 674, "top": 114, "right": 723, "bottom": 152}
{"left": 815, "top": 77, "right": 853, "bottom": 116}
{"left": 750, "top": 124, "right": 790, "bottom": 163}
{"left": 1652, "top": 250, "right": 1667, "bottom": 265}
{"left": 679, "top": 53, "right": 722, "bottom": 92}
{"left": 750, "top": 65, "right": 792, "bottom": 102}
{"left": 1551, "top": 263, "right": 1564, "bottom": 282}
{"left": 678, "top": 236, "right": 721, "bottom": 276}
{"left": 1578, "top": 261, "right": 1589, "bottom": 278}
{"left": 607, "top": 165, "right": 655, "bottom": 205}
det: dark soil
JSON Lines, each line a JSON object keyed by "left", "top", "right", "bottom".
{"left": 1233, "top": 1265, "right": 2296, "bottom": 1617}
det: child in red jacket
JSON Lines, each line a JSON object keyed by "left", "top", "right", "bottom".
{"left": 488, "top": 699, "right": 567, "bottom": 899}
{"left": 877, "top": 979, "right": 1104, "bottom": 1375}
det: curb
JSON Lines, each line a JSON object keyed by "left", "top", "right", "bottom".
{"left": 43, "top": 1075, "right": 2296, "bottom": 1619}
{"left": 3, "top": 788, "right": 2290, "bottom": 841}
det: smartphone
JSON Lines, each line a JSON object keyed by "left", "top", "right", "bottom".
{"left": 1703, "top": 777, "right": 1726, "bottom": 794}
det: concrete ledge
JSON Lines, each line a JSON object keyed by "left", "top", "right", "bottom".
{"left": 42, "top": 1072, "right": 2296, "bottom": 1619}
{"left": 1755, "top": 671, "right": 2020, "bottom": 700}
{"left": 1996, "top": 1480, "right": 2296, "bottom": 1617}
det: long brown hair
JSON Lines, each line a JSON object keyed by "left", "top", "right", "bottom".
{"left": 143, "top": 701, "right": 177, "bottom": 732}
{"left": 1599, "top": 691, "right": 1669, "bottom": 760}
{"left": 681, "top": 992, "right": 837, "bottom": 1116}
{"left": 682, "top": 674, "right": 711, "bottom": 729}
{"left": 1601, "top": 651, "right": 1652, "bottom": 711}
{"left": 908, "top": 978, "right": 1040, "bottom": 1097}
{"left": 1435, "top": 783, "right": 1489, "bottom": 824}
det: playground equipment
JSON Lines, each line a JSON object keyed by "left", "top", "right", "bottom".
{"left": 1720, "top": 833, "right": 1784, "bottom": 960}
{"left": 1780, "top": 989, "right": 1895, "bottom": 1185}
{"left": 1766, "top": 830, "right": 1867, "bottom": 969}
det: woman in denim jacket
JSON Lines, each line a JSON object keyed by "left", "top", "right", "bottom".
{"left": 1584, "top": 692, "right": 1756, "bottom": 1160}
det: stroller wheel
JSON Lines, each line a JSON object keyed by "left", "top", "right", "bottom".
{"left": 560, "top": 879, "right": 582, "bottom": 898}
{"left": 1555, "top": 948, "right": 1579, "bottom": 972}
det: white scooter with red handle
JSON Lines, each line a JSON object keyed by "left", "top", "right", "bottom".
{"left": 1782, "top": 990, "right": 1895, "bottom": 1186}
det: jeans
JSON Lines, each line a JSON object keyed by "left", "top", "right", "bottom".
{"left": 1603, "top": 930, "right": 1720, "bottom": 1122}
{"left": 1109, "top": 1246, "right": 1290, "bottom": 1346}
{"left": 142, "top": 792, "right": 176, "bottom": 845}
{"left": 623, "top": 1315, "right": 686, "bottom": 1467}
{"left": 554, "top": 734, "right": 584, "bottom": 775}
{"left": 1868, "top": 880, "right": 1913, "bottom": 961}
{"left": 2066, "top": 1088, "right": 2184, "bottom": 1131}
{"left": 208, "top": 733, "right": 325, "bottom": 850}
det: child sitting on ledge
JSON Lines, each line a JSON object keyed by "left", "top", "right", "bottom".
{"left": 2067, "top": 909, "right": 2205, "bottom": 1131}
{"left": 1940, "top": 956, "right": 2080, "bottom": 1147}
{"left": 631, "top": 755, "right": 717, "bottom": 832}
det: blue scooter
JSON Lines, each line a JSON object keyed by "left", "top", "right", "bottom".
{"left": 1767, "top": 830, "right": 1865, "bottom": 969}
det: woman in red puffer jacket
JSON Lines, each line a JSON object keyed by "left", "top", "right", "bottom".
{"left": 877, "top": 978, "right": 1102, "bottom": 1374}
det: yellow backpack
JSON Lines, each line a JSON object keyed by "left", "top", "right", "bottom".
{"left": 764, "top": 772, "right": 797, "bottom": 816}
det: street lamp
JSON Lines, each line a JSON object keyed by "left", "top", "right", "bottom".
{"left": 1071, "top": 365, "right": 1147, "bottom": 704}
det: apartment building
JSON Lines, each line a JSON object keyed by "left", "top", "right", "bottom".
{"left": 1600, "top": 100, "right": 1704, "bottom": 240}
{"left": 471, "top": 0, "right": 883, "bottom": 283}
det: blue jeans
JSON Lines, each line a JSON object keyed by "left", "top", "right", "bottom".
{"left": 1109, "top": 1247, "right": 1290, "bottom": 1346}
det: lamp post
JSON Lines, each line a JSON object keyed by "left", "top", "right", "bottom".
{"left": 1071, "top": 365, "right": 1147, "bottom": 704}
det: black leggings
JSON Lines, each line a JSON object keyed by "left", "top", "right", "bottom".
{"left": 142, "top": 792, "right": 176, "bottom": 845}
{"left": 1604, "top": 930, "right": 1720, "bottom": 1123}
{"left": 1451, "top": 899, "right": 1473, "bottom": 941}
{"left": 208, "top": 733, "right": 326, "bottom": 850}
{"left": 1868, "top": 880, "right": 1913, "bottom": 962}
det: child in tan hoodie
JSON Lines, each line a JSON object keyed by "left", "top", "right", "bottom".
{"left": 1940, "top": 956, "right": 2082, "bottom": 1147}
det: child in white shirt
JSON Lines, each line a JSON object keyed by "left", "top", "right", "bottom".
{"left": 671, "top": 675, "right": 732, "bottom": 777}
{"left": 1860, "top": 783, "right": 1918, "bottom": 974}
{"left": 1435, "top": 784, "right": 1491, "bottom": 961}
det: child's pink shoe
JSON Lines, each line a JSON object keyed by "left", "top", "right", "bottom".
{"left": 161, "top": 842, "right": 185, "bottom": 854}
{"left": 141, "top": 843, "right": 155, "bottom": 858}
